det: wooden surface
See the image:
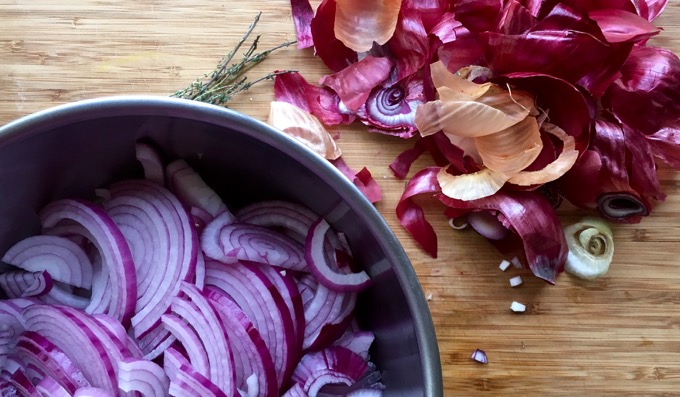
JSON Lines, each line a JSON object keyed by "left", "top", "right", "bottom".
{"left": 3, "top": 1, "right": 680, "bottom": 395}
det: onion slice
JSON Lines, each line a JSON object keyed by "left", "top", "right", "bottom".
{"left": 165, "top": 159, "right": 229, "bottom": 218}
{"left": 204, "top": 260, "right": 297, "bottom": 390}
{"left": 291, "top": 346, "right": 370, "bottom": 395}
{"left": 117, "top": 358, "right": 169, "bottom": 397}
{"left": 305, "top": 218, "right": 371, "bottom": 292}
{"left": 2, "top": 235, "right": 93, "bottom": 289}
{"left": 202, "top": 221, "right": 307, "bottom": 272}
{"left": 135, "top": 142, "right": 165, "bottom": 185}
{"left": 39, "top": 199, "right": 136, "bottom": 324}
{"left": 205, "top": 287, "right": 278, "bottom": 397}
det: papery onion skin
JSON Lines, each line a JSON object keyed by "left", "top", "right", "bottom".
{"left": 334, "top": 0, "right": 402, "bottom": 53}
{"left": 310, "top": 0, "right": 358, "bottom": 72}
{"left": 437, "top": 189, "right": 568, "bottom": 283}
{"left": 290, "top": 0, "right": 315, "bottom": 49}
{"left": 320, "top": 55, "right": 393, "bottom": 113}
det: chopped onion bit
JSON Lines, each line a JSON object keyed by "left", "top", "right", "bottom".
{"left": 509, "top": 276, "right": 523, "bottom": 287}
{"left": 510, "top": 301, "right": 527, "bottom": 313}
{"left": 470, "top": 349, "right": 488, "bottom": 364}
{"left": 498, "top": 260, "right": 511, "bottom": 272}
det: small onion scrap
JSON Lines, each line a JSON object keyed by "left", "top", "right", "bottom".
{"left": 0, "top": 141, "right": 383, "bottom": 396}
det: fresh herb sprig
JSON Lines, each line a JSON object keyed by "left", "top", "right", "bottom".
{"left": 173, "top": 12, "right": 296, "bottom": 106}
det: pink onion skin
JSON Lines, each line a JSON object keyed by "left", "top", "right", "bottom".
{"left": 330, "top": 157, "right": 382, "bottom": 204}
{"left": 493, "top": 72, "right": 594, "bottom": 152}
{"left": 274, "top": 72, "right": 355, "bottom": 126}
{"left": 396, "top": 167, "right": 442, "bottom": 257}
{"left": 451, "top": 0, "right": 504, "bottom": 34}
{"left": 437, "top": 189, "right": 568, "bottom": 283}
{"left": 604, "top": 46, "right": 680, "bottom": 168}
{"left": 396, "top": 167, "right": 567, "bottom": 282}
{"left": 290, "top": 0, "right": 314, "bottom": 49}
{"left": 479, "top": 4, "right": 635, "bottom": 97}
{"left": 320, "top": 55, "right": 393, "bottom": 113}
{"left": 560, "top": 119, "right": 663, "bottom": 223}
{"left": 387, "top": 6, "right": 429, "bottom": 83}
{"left": 309, "top": 0, "right": 358, "bottom": 72}
{"left": 405, "top": 0, "right": 450, "bottom": 31}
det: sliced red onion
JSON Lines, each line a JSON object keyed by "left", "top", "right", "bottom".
{"left": 296, "top": 274, "right": 317, "bottom": 308}
{"left": 165, "top": 159, "right": 229, "bottom": 218}
{"left": 23, "top": 304, "right": 118, "bottom": 393}
{"left": 161, "top": 314, "right": 210, "bottom": 379}
{"left": 15, "top": 331, "right": 89, "bottom": 393}
{"left": 171, "top": 282, "right": 236, "bottom": 395}
{"left": 1, "top": 299, "right": 31, "bottom": 369}
{"left": 91, "top": 314, "right": 143, "bottom": 359}
{"left": 202, "top": 220, "right": 307, "bottom": 272}
{"left": 236, "top": 200, "right": 329, "bottom": 246}
{"left": 73, "top": 387, "right": 116, "bottom": 397}
{"left": 1, "top": 366, "right": 37, "bottom": 396}
{"left": 35, "top": 376, "right": 72, "bottom": 397}
{"left": 205, "top": 287, "right": 277, "bottom": 397}
{"left": 282, "top": 383, "right": 306, "bottom": 397}
{"left": 194, "top": 251, "right": 206, "bottom": 291}
{"left": 40, "top": 199, "right": 136, "bottom": 324}
{"left": 291, "top": 346, "right": 369, "bottom": 395}
{"left": 200, "top": 211, "right": 238, "bottom": 262}
{"left": 164, "top": 347, "right": 228, "bottom": 397}
{"left": 2, "top": 235, "right": 94, "bottom": 289}
{"left": 138, "top": 329, "right": 176, "bottom": 362}
{"left": 0, "top": 270, "right": 52, "bottom": 299}
{"left": 204, "top": 260, "right": 297, "bottom": 390}
{"left": 117, "top": 358, "right": 169, "bottom": 397}
{"left": 305, "top": 218, "right": 371, "bottom": 292}
{"left": 333, "top": 330, "right": 375, "bottom": 360}
{"left": 253, "top": 263, "right": 305, "bottom": 361}
{"left": 303, "top": 283, "right": 357, "bottom": 351}
{"left": 107, "top": 179, "right": 198, "bottom": 338}
{"left": 40, "top": 283, "right": 89, "bottom": 310}
{"left": 190, "top": 207, "right": 213, "bottom": 234}
{"left": 135, "top": 142, "right": 165, "bottom": 186}
{"left": 466, "top": 211, "right": 510, "bottom": 241}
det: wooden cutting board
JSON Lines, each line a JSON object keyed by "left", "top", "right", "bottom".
{"left": 3, "top": 1, "right": 680, "bottom": 395}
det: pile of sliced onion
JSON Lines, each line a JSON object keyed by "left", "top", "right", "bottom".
{"left": 0, "top": 142, "right": 382, "bottom": 396}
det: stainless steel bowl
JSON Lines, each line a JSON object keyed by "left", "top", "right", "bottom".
{"left": 0, "top": 96, "right": 443, "bottom": 396}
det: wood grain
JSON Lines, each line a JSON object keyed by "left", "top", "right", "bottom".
{"left": 3, "top": 1, "right": 680, "bottom": 395}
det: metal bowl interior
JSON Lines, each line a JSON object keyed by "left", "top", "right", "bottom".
{"left": 0, "top": 96, "right": 443, "bottom": 396}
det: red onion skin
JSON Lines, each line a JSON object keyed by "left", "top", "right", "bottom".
{"left": 309, "top": 0, "right": 358, "bottom": 73}
{"left": 290, "top": 0, "right": 314, "bottom": 49}
{"left": 387, "top": 7, "right": 429, "bottom": 83}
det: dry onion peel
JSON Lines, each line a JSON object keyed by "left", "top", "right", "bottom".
{"left": 563, "top": 216, "right": 614, "bottom": 280}
{"left": 268, "top": 101, "right": 342, "bottom": 160}
{"left": 474, "top": 115, "right": 543, "bottom": 175}
{"left": 415, "top": 63, "right": 535, "bottom": 138}
{"left": 508, "top": 122, "right": 579, "bottom": 186}
{"left": 334, "top": 0, "right": 402, "bottom": 52}
{"left": 437, "top": 167, "right": 508, "bottom": 201}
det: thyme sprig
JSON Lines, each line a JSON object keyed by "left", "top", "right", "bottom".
{"left": 173, "top": 12, "right": 296, "bottom": 106}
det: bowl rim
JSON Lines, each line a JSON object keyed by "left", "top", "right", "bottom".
{"left": 0, "top": 95, "right": 443, "bottom": 396}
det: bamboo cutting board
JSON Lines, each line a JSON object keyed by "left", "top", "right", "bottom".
{"left": 3, "top": 1, "right": 680, "bottom": 395}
